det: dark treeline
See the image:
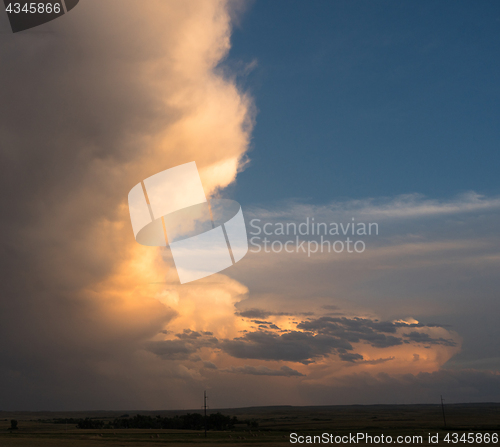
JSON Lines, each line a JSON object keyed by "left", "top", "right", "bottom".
{"left": 52, "top": 413, "right": 241, "bottom": 430}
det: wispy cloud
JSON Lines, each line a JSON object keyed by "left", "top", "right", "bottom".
{"left": 248, "top": 191, "right": 500, "bottom": 221}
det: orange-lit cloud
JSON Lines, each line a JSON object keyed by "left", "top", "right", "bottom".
{"left": 0, "top": 0, "right": 255, "bottom": 410}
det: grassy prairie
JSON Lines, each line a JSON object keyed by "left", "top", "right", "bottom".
{"left": 0, "top": 403, "right": 498, "bottom": 446}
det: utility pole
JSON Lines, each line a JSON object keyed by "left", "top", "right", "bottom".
{"left": 441, "top": 395, "right": 447, "bottom": 428}
{"left": 204, "top": 390, "right": 207, "bottom": 438}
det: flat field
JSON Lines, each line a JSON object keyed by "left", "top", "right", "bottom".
{"left": 0, "top": 403, "right": 498, "bottom": 446}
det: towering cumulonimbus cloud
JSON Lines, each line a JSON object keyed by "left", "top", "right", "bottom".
{"left": 0, "top": 0, "right": 254, "bottom": 409}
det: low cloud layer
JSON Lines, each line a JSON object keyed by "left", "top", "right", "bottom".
{"left": 220, "top": 330, "right": 352, "bottom": 364}
{"left": 223, "top": 365, "right": 305, "bottom": 377}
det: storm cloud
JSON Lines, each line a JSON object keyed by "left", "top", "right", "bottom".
{"left": 0, "top": 0, "right": 253, "bottom": 410}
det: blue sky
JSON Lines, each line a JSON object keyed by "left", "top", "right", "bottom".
{"left": 228, "top": 0, "right": 500, "bottom": 206}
